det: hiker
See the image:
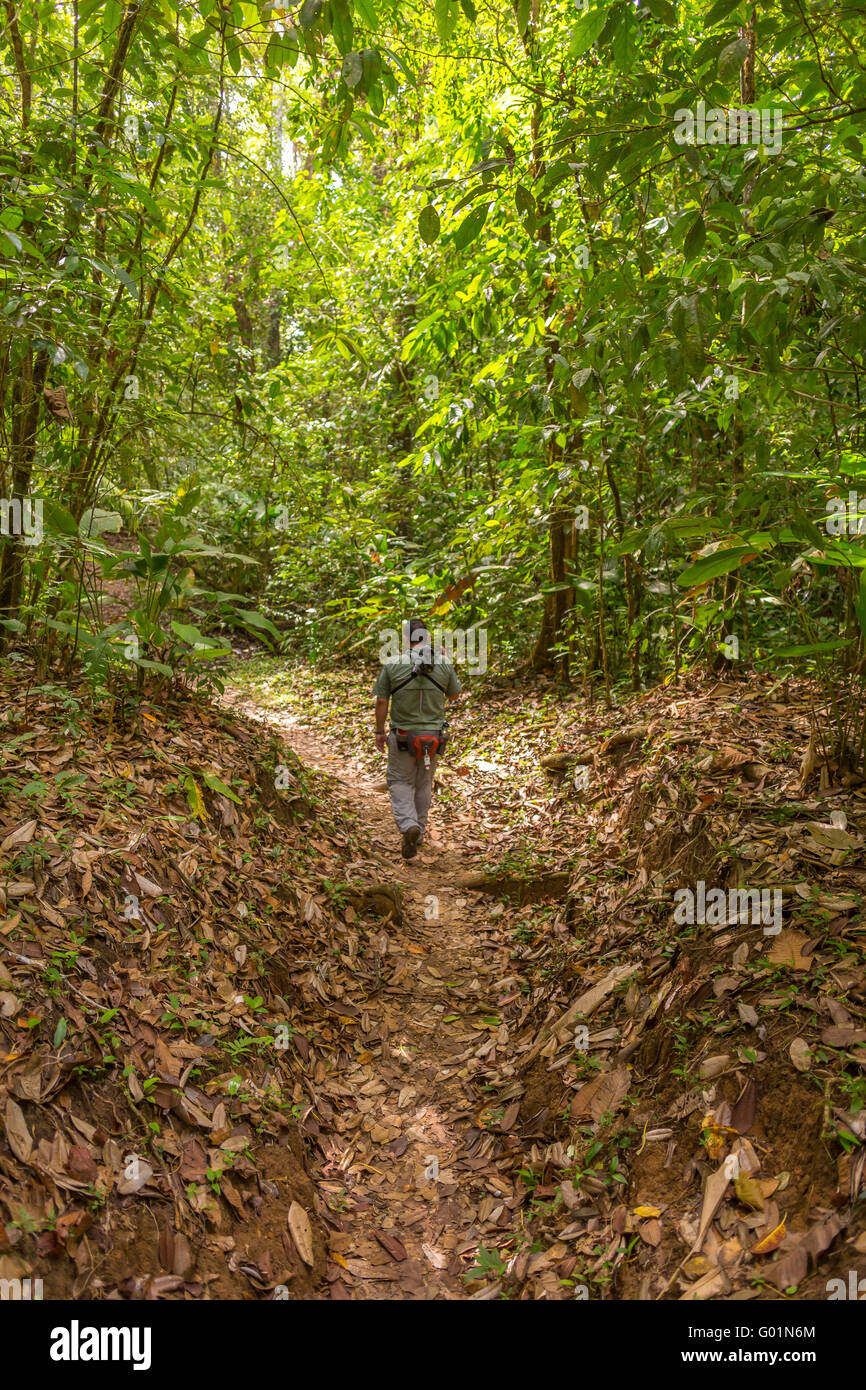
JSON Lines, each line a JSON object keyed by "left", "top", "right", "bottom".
{"left": 374, "top": 619, "right": 461, "bottom": 859}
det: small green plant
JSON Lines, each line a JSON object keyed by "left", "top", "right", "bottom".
{"left": 463, "top": 1244, "right": 508, "bottom": 1283}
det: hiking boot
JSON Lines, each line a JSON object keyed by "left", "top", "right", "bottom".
{"left": 401, "top": 826, "right": 421, "bottom": 860}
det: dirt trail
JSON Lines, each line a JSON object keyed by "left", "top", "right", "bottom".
{"left": 230, "top": 695, "right": 518, "bottom": 1299}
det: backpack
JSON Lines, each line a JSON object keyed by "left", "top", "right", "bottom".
{"left": 389, "top": 660, "right": 449, "bottom": 764}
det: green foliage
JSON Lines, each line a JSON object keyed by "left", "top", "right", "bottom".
{"left": 0, "top": 0, "right": 862, "bottom": 753}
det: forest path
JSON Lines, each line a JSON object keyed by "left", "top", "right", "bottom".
{"left": 225, "top": 690, "right": 516, "bottom": 1300}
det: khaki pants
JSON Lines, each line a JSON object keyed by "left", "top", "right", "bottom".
{"left": 386, "top": 732, "right": 438, "bottom": 837}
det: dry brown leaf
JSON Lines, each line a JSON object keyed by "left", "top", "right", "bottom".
{"left": 699, "top": 1054, "right": 731, "bottom": 1079}
{"left": 4, "top": 1098, "right": 32, "bottom": 1162}
{"left": 765, "top": 1212, "right": 846, "bottom": 1289}
{"left": 693, "top": 1157, "right": 737, "bottom": 1254}
{"left": 116, "top": 1157, "right": 154, "bottom": 1195}
{"left": 570, "top": 1063, "right": 630, "bottom": 1121}
{"left": 731, "top": 1079, "right": 758, "bottom": 1135}
{"left": 43, "top": 385, "right": 74, "bottom": 421}
{"left": 639, "top": 1218, "right": 662, "bottom": 1247}
{"left": 821, "top": 1026, "right": 866, "bottom": 1048}
{"left": 373, "top": 1230, "right": 407, "bottom": 1262}
{"left": 767, "top": 930, "right": 813, "bottom": 971}
{"left": 287, "top": 1201, "right": 315, "bottom": 1266}
{"left": 0, "top": 819, "right": 37, "bottom": 855}
{"left": 680, "top": 1267, "right": 730, "bottom": 1300}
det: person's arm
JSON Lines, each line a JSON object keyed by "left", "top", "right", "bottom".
{"left": 373, "top": 665, "right": 391, "bottom": 752}
{"left": 375, "top": 696, "right": 389, "bottom": 752}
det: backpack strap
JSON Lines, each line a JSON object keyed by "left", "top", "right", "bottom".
{"left": 389, "top": 664, "right": 448, "bottom": 696}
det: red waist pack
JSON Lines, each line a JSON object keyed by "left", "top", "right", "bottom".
{"left": 395, "top": 728, "right": 448, "bottom": 764}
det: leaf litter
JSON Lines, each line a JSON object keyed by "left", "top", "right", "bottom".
{"left": 0, "top": 663, "right": 863, "bottom": 1300}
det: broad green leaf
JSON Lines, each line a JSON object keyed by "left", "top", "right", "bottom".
{"left": 718, "top": 34, "right": 749, "bottom": 81}
{"left": 171, "top": 620, "right": 214, "bottom": 647}
{"left": 768, "top": 641, "right": 846, "bottom": 658}
{"left": 683, "top": 212, "right": 706, "bottom": 262}
{"left": 435, "top": 0, "right": 458, "bottom": 44}
{"left": 330, "top": 0, "right": 354, "bottom": 54}
{"left": 361, "top": 47, "right": 382, "bottom": 86}
{"left": 453, "top": 201, "right": 491, "bottom": 250}
{"left": 569, "top": 6, "right": 607, "bottom": 56}
{"left": 78, "top": 508, "right": 122, "bottom": 540}
{"left": 418, "top": 204, "right": 441, "bottom": 244}
{"left": 299, "top": 0, "right": 323, "bottom": 29}
{"left": 706, "top": 0, "right": 743, "bottom": 21}
{"left": 130, "top": 658, "right": 178, "bottom": 676}
{"left": 341, "top": 52, "right": 364, "bottom": 88}
{"left": 42, "top": 500, "right": 78, "bottom": 536}
{"left": 676, "top": 546, "right": 759, "bottom": 587}
{"left": 236, "top": 608, "right": 282, "bottom": 640}
{"left": 202, "top": 772, "right": 243, "bottom": 803}
{"left": 611, "top": 10, "right": 638, "bottom": 70}
{"left": 643, "top": 0, "right": 676, "bottom": 22}
{"left": 515, "top": 184, "right": 535, "bottom": 218}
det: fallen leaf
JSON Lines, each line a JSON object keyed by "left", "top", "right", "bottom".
{"left": 4, "top": 1098, "right": 32, "bottom": 1162}
{"left": 821, "top": 1026, "right": 866, "bottom": 1048}
{"left": 751, "top": 1220, "right": 786, "bottom": 1256}
{"left": 767, "top": 930, "right": 813, "bottom": 971}
{"left": 639, "top": 1218, "right": 662, "bottom": 1247}
{"left": 693, "top": 1156, "right": 738, "bottom": 1254}
{"left": 373, "top": 1230, "right": 407, "bottom": 1262}
{"left": 0, "top": 819, "right": 37, "bottom": 854}
{"left": 116, "top": 1158, "right": 154, "bottom": 1195}
{"left": 804, "top": 822, "right": 860, "bottom": 852}
{"left": 133, "top": 871, "right": 167, "bottom": 898}
{"left": 680, "top": 1267, "right": 730, "bottom": 1300}
{"left": 287, "top": 1201, "right": 314, "bottom": 1266}
{"left": 172, "top": 1233, "right": 194, "bottom": 1278}
{"left": 765, "top": 1212, "right": 846, "bottom": 1289}
{"left": 699, "top": 1054, "right": 730, "bottom": 1079}
{"left": 570, "top": 1064, "right": 630, "bottom": 1121}
{"left": 733, "top": 1174, "right": 764, "bottom": 1211}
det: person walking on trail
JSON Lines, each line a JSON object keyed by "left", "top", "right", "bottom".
{"left": 374, "top": 619, "right": 461, "bottom": 860}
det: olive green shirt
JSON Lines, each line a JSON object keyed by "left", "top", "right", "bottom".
{"left": 374, "top": 657, "right": 461, "bottom": 731}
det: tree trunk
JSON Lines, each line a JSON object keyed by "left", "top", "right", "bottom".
{"left": 0, "top": 346, "right": 49, "bottom": 641}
